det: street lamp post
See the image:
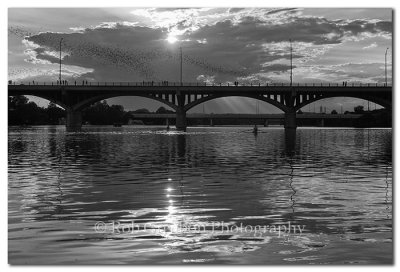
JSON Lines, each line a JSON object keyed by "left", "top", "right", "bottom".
{"left": 289, "top": 39, "right": 293, "bottom": 86}
{"left": 180, "top": 46, "right": 183, "bottom": 86}
{"left": 385, "top": 47, "right": 389, "bottom": 86}
{"left": 59, "top": 38, "right": 63, "bottom": 84}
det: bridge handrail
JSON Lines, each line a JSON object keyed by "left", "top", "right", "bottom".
{"left": 7, "top": 81, "right": 392, "bottom": 88}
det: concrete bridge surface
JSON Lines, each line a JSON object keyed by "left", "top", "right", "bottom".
{"left": 8, "top": 82, "right": 392, "bottom": 132}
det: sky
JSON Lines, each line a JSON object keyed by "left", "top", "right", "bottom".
{"left": 8, "top": 7, "right": 393, "bottom": 113}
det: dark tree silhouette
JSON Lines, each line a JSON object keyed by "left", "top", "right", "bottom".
{"left": 9, "top": 95, "right": 51, "bottom": 125}
{"left": 354, "top": 105, "right": 364, "bottom": 113}
{"left": 47, "top": 102, "right": 65, "bottom": 124}
{"left": 156, "top": 106, "right": 174, "bottom": 114}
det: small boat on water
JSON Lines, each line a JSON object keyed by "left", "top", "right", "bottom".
{"left": 113, "top": 123, "right": 122, "bottom": 127}
{"left": 253, "top": 125, "right": 258, "bottom": 134}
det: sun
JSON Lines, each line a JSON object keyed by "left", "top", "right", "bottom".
{"left": 167, "top": 35, "right": 178, "bottom": 44}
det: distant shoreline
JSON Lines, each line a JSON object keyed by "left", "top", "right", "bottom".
{"left": 8, "top": 125, "right": 392, "bottom": 129}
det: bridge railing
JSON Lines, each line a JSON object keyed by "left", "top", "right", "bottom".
{"left": 7, "top": 80, "right": 392, "bottom": 88}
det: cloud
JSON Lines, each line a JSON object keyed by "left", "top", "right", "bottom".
{"left": 265, "top": 8, "right": 298, "bottom": 15}
{"left": 11, "top": 8, "right": 393, "bottom": 85}
{"left": 228, "top": 8, "right": 245, "bottom": 14}
{"left": 24, "top": 24, "right": 170, "bottom": 80}
{"left": 8, "top": 64, "right": 94, "bottom": 81}
{"left": 186, "top": 16, "right": 391, "bottom": 46}
{"left": 362, "top": 42, "right": 378, "bottom": 50}
{"left": 298, "top": 62, "right": 391, "bottom": 83}
{"left": 196, "top": 74, "right": 215, "bottom": 84}
{"left": 340, "top": 19, "right": 392, "bottom": 36}
{"left": 23, "top": 22, "right": 251, "bottom": 82}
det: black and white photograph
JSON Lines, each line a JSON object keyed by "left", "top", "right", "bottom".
{"left": 6, "top": 4, "right": 393, "bottom": 265}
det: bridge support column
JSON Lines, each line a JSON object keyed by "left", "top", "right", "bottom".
{"left": 284, "top": 126, "right": 296, "bottom": 155}
{"left": 284, "top": 109, "right": 297, "bottom": 130}
{"left": 176, "top": 107, "right": 187, "bottom": 131}
{"left": 66, "top": 109, "right": 82, "bottom": 132}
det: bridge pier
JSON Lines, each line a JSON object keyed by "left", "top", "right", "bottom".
{"left": 66, "top": 109, "right": 82, "bottom": 132}
{"left": 284, "top": 127, "right": 296, "bottom": 155}
{"left": 284, "top": 109, "right": 297, "bottom": 130}
{"left": 284, "top": 109, "right": 297, "bottom": 154}
{"left": 176, "top": 107, "right": 187, "bottom": 131}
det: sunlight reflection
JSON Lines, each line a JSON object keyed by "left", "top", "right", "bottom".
{"left": 167, "top": 205, "right": 176, "bottom": 214}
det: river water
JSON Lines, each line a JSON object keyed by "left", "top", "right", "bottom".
{"left": 8, "top": 126, "right": 392, "bottom": 264}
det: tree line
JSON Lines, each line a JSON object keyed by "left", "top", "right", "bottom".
{"left": 9, "top": 95, "right": 390, "bottom": 127}
{"left": 9, "top": 96, "right": 65, "bottom": 125}
{"left": 8, "top": 95, "right": 174, "bottom": 126}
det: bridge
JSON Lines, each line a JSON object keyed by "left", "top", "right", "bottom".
{"left": 8, "top": 82, "right": 392, "bottom": 132}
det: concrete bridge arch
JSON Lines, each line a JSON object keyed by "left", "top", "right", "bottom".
{"left": 9, "top": 93, "right": 68, "bottom": 111}
{"left": 184, "top": 94, "right": 290, "bottom": 113}
{"left": 295, "top": 94, "right": 392, "bottom": 112}
{"left": 71, "top": 93, "right": 178, "bottom": 112}
{"left": 8, "top": 83, "right": 392, "bottom": 132}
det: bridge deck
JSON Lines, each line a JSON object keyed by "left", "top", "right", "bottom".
{"left": 8, "top": 83, "right": 392, "bottom": 94}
